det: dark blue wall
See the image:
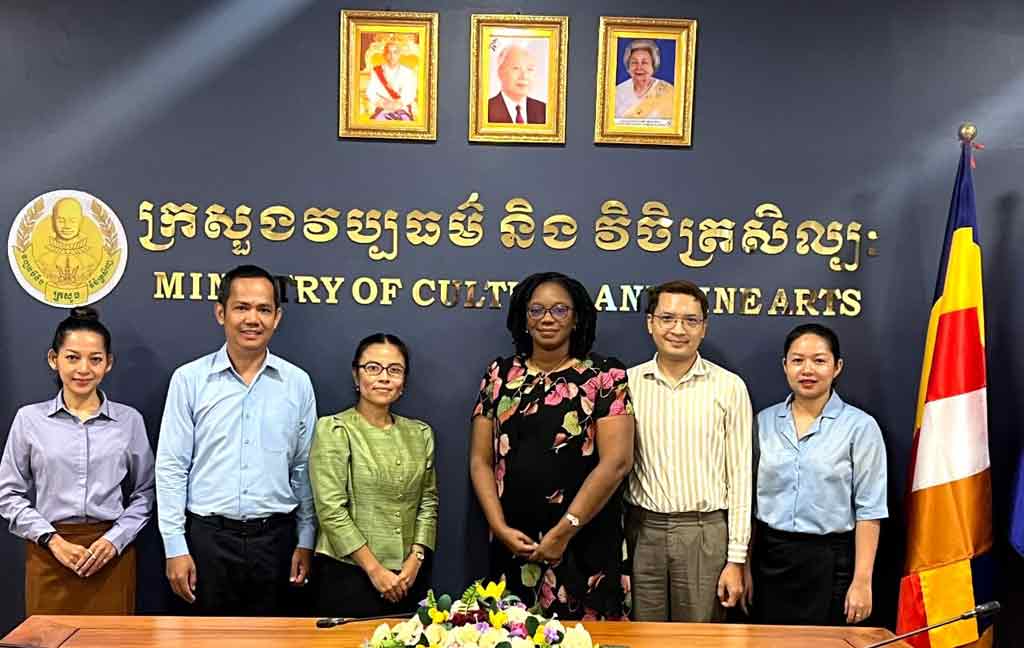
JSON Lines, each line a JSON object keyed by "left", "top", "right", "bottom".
{"left": 2, "top": 1, "right": 1023, "bottom": 643}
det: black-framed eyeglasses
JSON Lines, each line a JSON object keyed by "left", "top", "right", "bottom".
{"left": 650, "top": 313, "right": 704, "bottom": 330}
{"left": 356, "top": 362, "right": 406, "bottom": 378}
{"left": 527, "top": 303, "right": 573, "bottom": 321}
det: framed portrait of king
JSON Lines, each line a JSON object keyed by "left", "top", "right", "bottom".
{"left": 339, "top": 10, "right": 438, "bottom": 140}
{"left": 594, "top": 16, "right": 697, "bottom": 146}
{"left": 468, "top": 14, "right": 569, "bottom": 144}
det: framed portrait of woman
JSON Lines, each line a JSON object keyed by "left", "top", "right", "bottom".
{"left": 594, "top": 16, "right": 697, "bottom": 146}
{"left": 468, "top": 14, "right": 569, "bottom": 144}
{"left": 339, "top": 10, "right": 438, "bottom": 141}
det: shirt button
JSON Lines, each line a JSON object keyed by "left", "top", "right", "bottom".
{"left": 394, "top": 512, "right": 401, "bottom": 518}
{"left": 242, "top": 464, "right": 248, "bottom": 469}
{"left": 244, "top": 440, "right": 250, "bottom": 445}
{"left": 396, "top": 459, "right": 402, "bottom": 465}
{"left": 243, "top": 489, "right": 248, "bottom": 494}
{"left": 395, "top": 528, "right": 401, "bottom": 534}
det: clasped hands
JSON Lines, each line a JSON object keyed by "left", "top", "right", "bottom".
{"left": 496, "top": 524, "right": 571, "bottom": 565}
{"left": 369, "top": 553, "right": 422, "bottom": 603}
{"left": 49, "top": 534, "right": 117, "bottom": 578}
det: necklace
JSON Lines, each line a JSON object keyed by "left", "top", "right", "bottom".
{"left": 527, "top": 354, "right": 573, "bottom": 374}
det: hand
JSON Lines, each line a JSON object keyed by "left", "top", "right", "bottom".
{"left": 368, "top": 564, "right": 408, "bottom": 603}
{"left": 397, "top": 553, "right": 422, "bottom": 591}
{"left": 717, "top": 562, "right": 745, "bottom": 609}
{"left": 166, "top": 554, "right": 198, "bottom": 603}
{"left": 741, "top": 561, "right": 754, "bottom": 615}
{"left": 845, "top": 579, "right": 872, "bottom": 624}
{"left": 75, "top": 538, "right": 118, "bottom": 578}
{"left": 527, "top": 527, "right": 570, "bottom": 565}
{"left": 495, "top": 525, "right": 538, "bottom": 559}
{"left": 290, "top": 547, "right": 312, "bottom": 586}
{"left": 48, "top": 535, "right": 90, "bottom": 573}
{"left": 621, "top": 574, "right": 631, "bottom": 594}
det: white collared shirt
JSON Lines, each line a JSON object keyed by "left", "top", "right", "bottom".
{"left": 501, "top": 92, "right": 530, "bottom": 123}
{"left": 626, "top": 353, "right": 753, "bottom": 563}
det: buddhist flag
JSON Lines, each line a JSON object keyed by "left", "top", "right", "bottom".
{"left": 896, "top": 140, "right": 993, "bottom": 648}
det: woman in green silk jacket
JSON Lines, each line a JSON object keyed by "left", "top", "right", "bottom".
{"left": 309, "top": 333, "right": 438, "bottom": 617}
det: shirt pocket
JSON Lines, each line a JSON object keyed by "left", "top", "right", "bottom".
{"left": 261, "top": 408, "right": 297, "bottom": 455}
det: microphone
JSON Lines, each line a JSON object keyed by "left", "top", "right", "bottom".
{"left": 316, "top": 613, "right": 410, "bottom": 628}
{"left": 864, "top": 601, "right": 1000, "bottom": 648}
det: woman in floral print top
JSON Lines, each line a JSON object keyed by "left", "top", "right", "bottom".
{"left": 469, "top": 272, "right": 635, "bottom": 620}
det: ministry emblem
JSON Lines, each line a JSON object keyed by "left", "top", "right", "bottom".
{"left": 7, "top": 190, "right": 128, "bottom": 307}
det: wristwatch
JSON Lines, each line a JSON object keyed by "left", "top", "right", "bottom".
{"left": 38, "top": 532, "right": 54, "bottom": 548}
{"left": 564, "top": 513, "right": 581, "bottom": 528}
{"left": 411, "top": 548, "right": 425, "bottom": 561}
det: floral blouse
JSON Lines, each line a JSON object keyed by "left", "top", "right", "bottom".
{"left": 473, "top": 353, "right": 633, "bottom": 620}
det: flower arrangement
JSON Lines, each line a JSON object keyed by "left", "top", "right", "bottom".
{"left": 364, "top": 580, "right": 598, "bottom": 648}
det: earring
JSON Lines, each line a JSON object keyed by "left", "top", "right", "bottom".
{"left": 354, "top": 385, "right": 360, "bottom": 392}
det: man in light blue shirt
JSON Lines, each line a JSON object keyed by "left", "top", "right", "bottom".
{"left": 156, "top": 264, "right": 317, "bottom": 615}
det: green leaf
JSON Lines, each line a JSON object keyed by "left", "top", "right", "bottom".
{"left": 437, "top": 594, "right": 452, "bottom": 612}
{"left": 525, "top": 615, "right": 540, "bottom": 636}
{"left": 562, "top": 411, "right": 581, "bottom": 436}
{"left": 460, "top": 583, "right": 479, "bottom": 606}
{"left": 521, "top": 562, "right": 542, "bottom": 587}
{"left": 426, "top": 589, "right": 437, "bottom": 609}
{"left": 495, "top": 642, "right": 513, "bottom": 648}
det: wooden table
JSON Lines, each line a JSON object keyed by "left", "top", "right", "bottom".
{"left": 3, "top": 615, "right": 910, "bottom": 648}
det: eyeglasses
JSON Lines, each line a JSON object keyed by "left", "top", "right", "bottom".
{"left": 357, "top": 362, "right": 406, "bottom": 378}
{"left": 651, "top": 313, "right": 704, "bottom": 330}
{"left": 527, "top": 303, "right": 573, "bottom": 321}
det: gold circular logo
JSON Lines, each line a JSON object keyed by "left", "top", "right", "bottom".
{"left": 7, "top": 190, "right": 128, "bottom": 307}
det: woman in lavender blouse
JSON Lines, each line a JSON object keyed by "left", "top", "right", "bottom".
{"left": 0, "top": 307, "right": 155, "bottom": 615}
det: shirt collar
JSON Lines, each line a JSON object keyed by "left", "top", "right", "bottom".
{"left": 501, "top": 92, "right": 528, "bottom": 122}
{"left": 209, "top": 344, "right": 281, "bottom": 379}
{"left": 48, "top": 389, "right": 116, "bottom": 420}
{"left": 641, "top": 352, "right": 707, "bottom": 388}
{"left": 780, "top": 390, "right": 845, "bottom": 419}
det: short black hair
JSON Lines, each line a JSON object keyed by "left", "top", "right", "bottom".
{"left": 352, "top": 333, "right": 411, "bottom": 377}
{"left": 217, "top": 264, "right": 279, "bottom": 308}
{"left": 506, "top": 272, "right": 596, "bottom": 359}
{"left": 51, "top": 306, "right": 111, "bottom": 355}
{"left": 783, "top": 323, "right": 842, "bottom": 360}
{"left": 644, "top": 279, "right": 709, "bottom": 319}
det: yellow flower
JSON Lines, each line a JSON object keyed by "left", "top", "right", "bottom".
{"left": 476, "top": 580, "right": 507, "bottom": 600}
{"left": 488, "top": 610, "right": 509, "bottom": 629}
{"left": 427, "top": 608, "right": 450, "bottom": 625}
{"left": 533, "top": 627, "right": 549, "bottom": 646}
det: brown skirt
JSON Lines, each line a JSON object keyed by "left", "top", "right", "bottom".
{"left": 25, "top": 521, "right": 136, "bottom": 615}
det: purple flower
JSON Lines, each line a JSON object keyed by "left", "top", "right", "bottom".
{"left": 474, "top": 622, "right": 491, "bottom": 633}
{"left": 545, "top": 627, "right": 561, "bottom": 643}
{"left": 508, "top": 623, "right": 528, "bottom": 638}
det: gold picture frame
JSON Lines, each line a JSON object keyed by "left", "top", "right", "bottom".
{"left": 339, "top": 10, "right": 438, "bottom": 140}
{"left": 468, "top": 14, "right": 569, "bottom": 144}
{"left": 594, "top": 16, "right": 697, "bottom": 146}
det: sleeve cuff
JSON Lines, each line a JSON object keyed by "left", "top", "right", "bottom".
{"left": 727, "top": 542, "right": 748, "bottom": 564}
{"left": 102, "top": 525, "right": 127, "bottom": 554}
{"left": 412, "top": 527, "right": 436, "bottom": 552}
{"left": 855, "top": 508, "right": 888, "bottom": 521}
{"left": 296, "top": 524, "right": 317, "bottom": 550}
{"left": 162, "top": 533, "right": 190, "bottom": 558}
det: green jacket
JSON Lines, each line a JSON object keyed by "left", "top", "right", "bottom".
{"left": 309, "top": 408, "right": 438, "bottom": 569}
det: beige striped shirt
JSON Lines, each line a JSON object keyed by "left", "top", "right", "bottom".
{"left": 626, "top": 354, "right": 753, "bottom": 563}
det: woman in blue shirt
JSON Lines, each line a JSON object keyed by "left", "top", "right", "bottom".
{"left": 0, "top": 307, "right": 155, "bottom": 615}
{"left": 745, "top": 323, "right": 887, "bottom": 626}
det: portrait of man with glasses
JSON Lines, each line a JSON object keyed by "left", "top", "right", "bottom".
{"left": 624, "top": 279, "right": 753, "bottom": 624}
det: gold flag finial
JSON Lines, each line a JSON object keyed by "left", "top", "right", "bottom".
{"left": 958, "top": 122, "right": 977, "bottom": 143}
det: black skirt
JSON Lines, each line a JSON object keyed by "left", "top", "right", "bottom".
{"left": 752, "top": 521, "right": 853, "bottom": 626}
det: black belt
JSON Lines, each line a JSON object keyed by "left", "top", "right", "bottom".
{"left": 187, "top": 511, "right": 294, "bottom": 535}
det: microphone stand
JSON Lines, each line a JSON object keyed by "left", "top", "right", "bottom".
{"left": 864, "top": 601, "right": 1000, "bottom": 648}
{"left": 316, "top": 612, "right": 410, "bottom": 628}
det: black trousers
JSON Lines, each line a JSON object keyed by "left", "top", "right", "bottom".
{"left": 314, "top": 553, "right": 431, "bottom": 619}
{"left": 186, "top": 512, "right": 298, "bottom": 616}
{"left": 752, "top": 522, "right": 854, "bottom": 626}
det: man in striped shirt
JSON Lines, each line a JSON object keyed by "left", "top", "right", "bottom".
{"left": 625, "top": 279, "right": 752, "bottom": 622}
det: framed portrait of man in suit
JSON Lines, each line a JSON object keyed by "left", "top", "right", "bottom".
{"left": 469, "top": 14, "right": 568, "bottom": 144}
{"left": 594, "top": 16, "right": 697, "bottom": 146}
{"left": 339, "top": 10, "right": 438, "bottom": 140}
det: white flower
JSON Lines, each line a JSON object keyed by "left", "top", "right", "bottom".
{"left": 393, "top": 619, "right": 423, "bottom": 645}
{"left": 504, "top": 606, "right": 528, "bottom": 624}
{"left": 453, "top": 625, "right": 483, "bottom": 645}
{"left": 479, "top": 627, "right": 510, "bottom": 648}
{"left": 424, "top": 623, "right": 448, "bottom": 646}
{"left": 560, "top": 624, "right": 594, "bottom": 648}
{"left": 509, "top": 638, "right": 534, "bottom": 648}
{"left": 543, "top": 619, "right": 565, "bottom": 635}
{"left": 369, "top": 623, "right": 392, "bottom": 647}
